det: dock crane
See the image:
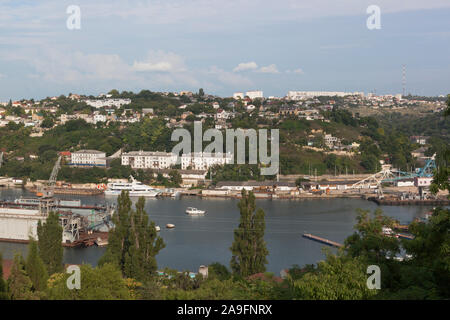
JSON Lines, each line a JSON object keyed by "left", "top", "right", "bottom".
{"left": 37, "top": 155, "right": 62, "bottom": 198}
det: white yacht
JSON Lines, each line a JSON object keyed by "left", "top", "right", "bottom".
{"left": 186, "top": 207, "right": 206, "bottom": 216}
{"left": 104, "top": 176, "right": 160, "bottom": 197}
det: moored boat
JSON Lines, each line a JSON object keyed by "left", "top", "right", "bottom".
{"left": 185, "top": 207, "right": 206, "bottom": 216}
{"left": 105, "top": 176, "right": 160, "bottom": 197}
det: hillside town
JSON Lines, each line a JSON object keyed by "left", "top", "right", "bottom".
{"left": 0, "top": 89, "right": 447, "bottom": 203}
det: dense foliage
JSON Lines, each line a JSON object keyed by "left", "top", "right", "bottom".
{"left": 230, "top": 190, "right": 269, "bottom": 277}
{"left": 99, "top": 192, "right": 165, "bottom": 283}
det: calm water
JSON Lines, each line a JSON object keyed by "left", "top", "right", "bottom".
{"left": 0, "top": 188, "right": 432, "bottom": 274}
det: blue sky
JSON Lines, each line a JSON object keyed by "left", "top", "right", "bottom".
{"left": 0, "top": 0, "right": 449, "bottom": 100}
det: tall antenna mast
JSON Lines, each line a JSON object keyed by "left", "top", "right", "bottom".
{"left": 402, "top": 64, "right": 406, "bottom": 97}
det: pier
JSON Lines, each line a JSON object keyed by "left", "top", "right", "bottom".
{"left": 369, "top": 197, "right": 450, "bottom": 206}
{"left": 396, "top": 233, "right": 414, "bottom": 240}
{"left": 302, "top": 233, "right": 343, "bottom": 248}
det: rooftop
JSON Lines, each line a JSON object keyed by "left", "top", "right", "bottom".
{"left": 72, "top": 150, "right": 105, "bottom": 154}
{"left": 122, "top": 151, "right": 174, "bottom": 157}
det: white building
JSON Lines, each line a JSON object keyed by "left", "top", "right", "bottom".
{"left": 121, "top": 151, "right": 178, "bottom": 169}
{"left": 287, "top": 91, "right": 364, "bottom": 100}
{"left": 324, "top": 134, "right": 339, "bottom": 148}
{"left": 70, "top": 150, "right": 107, "bottom": 167}
{"left": 414, "top": 177, "right": 433, "bottom": 187}
{"left": 94, "top": 114, "right": 107, "bottom": 124}
{"left": 181, "top": 152, "right": 233, "bottom": 170}
{"left": 84, "top": 98, "right": 131, "bottom": 109}
{"left": 245, "top": 91, "right": 263, "bottom": 99}
{"left": 215, "top": 109, "right": 232, "bottom": 120}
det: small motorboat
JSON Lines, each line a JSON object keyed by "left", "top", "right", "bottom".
{"left": 186, "top": 207, "right": 206, "bottom": 216}
{"left": 166, "top": 224, "right": 175, "bottom": 229}
{"left": 95, "top": 237, "right": 108, "bottom": 247}
{"left": 155, "top": 226, "right": 161, "bottom": 232}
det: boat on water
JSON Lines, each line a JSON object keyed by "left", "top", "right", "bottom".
{"left": 104, "top": 176, "right": 160, "bottom": 197}
{"left": 155, "top": 226, "right": 161, "bottom": 232}
{"left": 166, "top": 224, "right": 175, "bottom": 229}
{"left": 95, "top": 237, "right": 108, "bottom": 247}
{"left": 186, "top": 207, "right": 206, "bottom": 216}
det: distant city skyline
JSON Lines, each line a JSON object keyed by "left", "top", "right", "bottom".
{"left": 0, "top": 0, "right": 449, "bottom": 101}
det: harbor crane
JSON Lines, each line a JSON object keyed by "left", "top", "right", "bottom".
{"left": 37, "top": 155, "right": 62, "bottom": 198}
{"left": 348, "top": 155, "right": 437, "bottom": 198}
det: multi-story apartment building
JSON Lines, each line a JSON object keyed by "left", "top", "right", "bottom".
{"left": 84, "top": 98, "right": 131, "bottom": 109}
{"left": 181, "top": 152, "right": 233, "bottom": 170}
{"left": 245, "top": 91, "right": 263, "bottom": 100}
{"left": 287, "top": 91, "right": 364, "bottom": 100}
{"left": 70, "top": 150, "right": 107, "bottom": 167}
{"left": 121, "top": 151, "right": 178, "bottom": 169}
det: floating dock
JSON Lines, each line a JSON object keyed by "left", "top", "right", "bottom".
{"left": 27, "top": 187, "right": 104, "bottom": 196}
{"left": 396, "top": 233, "right": 414, "bottom": 240}
{"left": 369, "top": 197, "right": 450, "bottom": 206}
{"left": 64, "top": 231, "right": 109, "bottom": 248}
{"left": 302, "top": 233, "right": 343, "bottom": 248}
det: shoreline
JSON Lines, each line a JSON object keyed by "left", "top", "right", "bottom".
{"left": 3, "top": 186, "right": 447, "bottom": 205}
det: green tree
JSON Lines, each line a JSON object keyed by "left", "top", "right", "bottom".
{"left": 291, "top": 251, "right": 376, "bottom": 300}
{"left": 37, "top": 211, "right": 63, "bottom": 275}
{"left": 402, "top": 207, "right": 450, "bottom": 298}
{"left": 99, "top": 192, "right": 165, "bottom": 283}
{"left": 169, "top": 169, "right": 182, "bottom": 186}
{"left": 7, "top": 254, "right": 38, "bottom": 300}
{"left": 208, "top": 262, "right": 231, "bottom": 281}
{"left": 230, "top": 190, "right": 268, "bottom": 277}
{"left": 430, "top": 95, "right": 449, "bottom": 196}
{"left": 345, "top": 208, "right": 400, "bottom": 263}
{"left": 47, "top": 263, "right": 133, "bottom": 300}
{"left": 0, "top": 253, "right": 9, "bottom": 300}
{"left": 26, "top": 238, "right": 49, "bottom": 292}
{"left": 41, "top": 117, "right": 54, "bottom": 128}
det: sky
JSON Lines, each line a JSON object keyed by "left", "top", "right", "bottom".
{"left": 0, "top": 0, "right": 449, "bottom": 101}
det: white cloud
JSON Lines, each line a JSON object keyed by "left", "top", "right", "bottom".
{"left": 233, "top": 62, "right": 258, "bottom": 72}
{"left": 257, "top": 64, "right": 280, "bottom": 74}
{"left": 132, "top": 51, "right": 187, "bottom": 73}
